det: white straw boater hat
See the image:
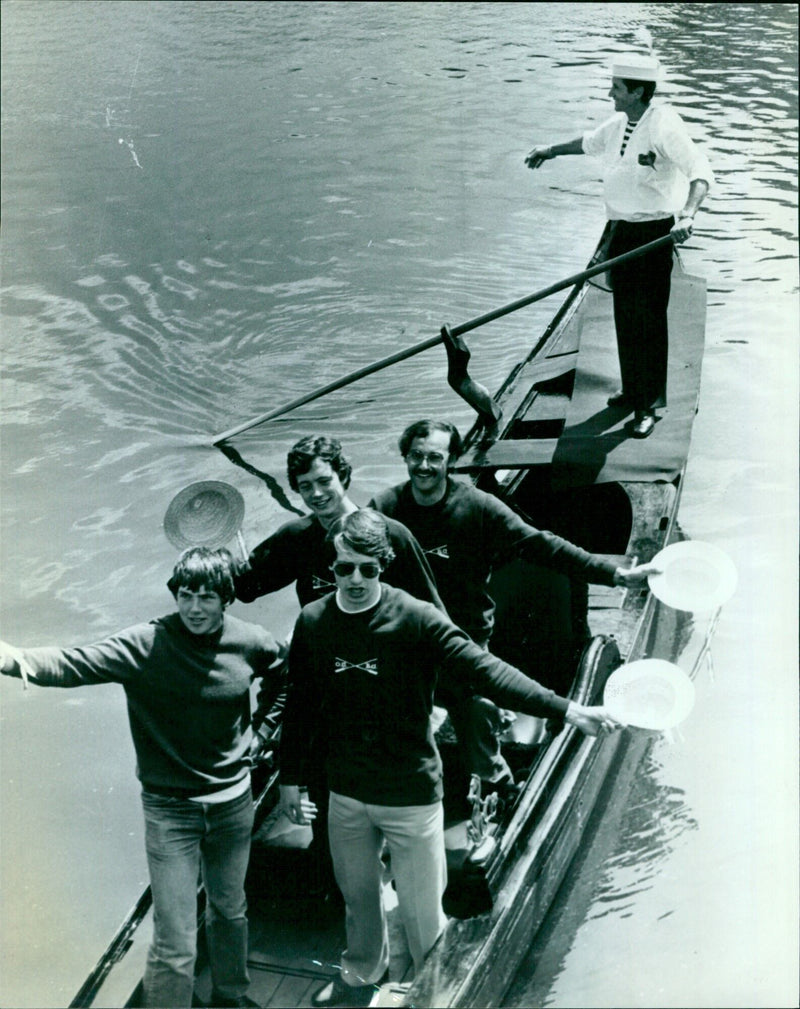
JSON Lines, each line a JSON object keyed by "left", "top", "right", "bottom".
{"left": 612, "top": 54, "right": 660, "bottom": 81}
{"left": 163, "top": 481, "right": 245, "bottom": 550}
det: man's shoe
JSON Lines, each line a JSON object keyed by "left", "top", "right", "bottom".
{"left": 607, "top": 390, "right": 630, "bottom": 407}
{"left": 631, "top": 412, "right": 656, "bottom": 438}
{"left": 311, "top": 972, "right": 387, "bottom": 1007}
{"left": 208, "top": 991, "right": 261, "bottom": 1008}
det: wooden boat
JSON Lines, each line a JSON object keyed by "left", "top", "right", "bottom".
{"left": 70, "top": 225, "right": 707, "bottom": 1009}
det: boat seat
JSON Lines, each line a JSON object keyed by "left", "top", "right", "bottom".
{"left": 453, "top": 438, "right": 559, "bottom": 472}
{"left": 519, "top": 393, "right": 571, "bottom": 423}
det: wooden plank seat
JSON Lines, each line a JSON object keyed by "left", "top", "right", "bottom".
{"left": 453, "top": 438, "right": 560, "bottom": 472}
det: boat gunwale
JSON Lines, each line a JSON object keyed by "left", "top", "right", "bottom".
{"left": 405, "top": 635, "right": 630, "bottom": 1008}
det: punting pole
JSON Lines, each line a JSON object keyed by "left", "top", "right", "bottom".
{"left": 211, "top": 233, "right": 675, "bottom": 445}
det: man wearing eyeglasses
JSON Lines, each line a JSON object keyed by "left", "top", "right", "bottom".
{"left": 278, "top": 508, "right": 620, "bottom": 1008}
{"left": 370, "top": 419, "right": 657, "bottom": 802}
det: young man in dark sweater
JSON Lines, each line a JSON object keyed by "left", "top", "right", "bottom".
{"left": 0, "top": 548, "right": 300, "bottom": 1009}
{"left": 234, "top": 435, "right": 444, "bottom": 902}
{"left": 278, "top": 510, "right": 620, "bottom": 1008}
{"left": 234, "top": 435, "right": 443, "bottom": 615}
{"left": 370, "top": 419, "right": 658, "bottom": 793}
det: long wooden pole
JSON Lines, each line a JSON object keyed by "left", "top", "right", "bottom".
{"left": 211, "top": 233, "right": 674, "bottom": 444}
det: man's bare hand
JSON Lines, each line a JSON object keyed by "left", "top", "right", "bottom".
{"left": 566, "top": 702, "right": 623, "bottom": 736}
{"left": 614, "top": 562, "right": 662, "bottom": 587}
{"left": 278, "top": 784, "right": 318, "bottom": 824}
{"left": 524, "top": 145, "right": 554, "bottom": 169}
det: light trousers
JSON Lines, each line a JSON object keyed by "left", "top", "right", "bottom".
{"left": 328, "top": 791, "right": 447, "bottom": 987}
{"left": 141, "top": 786, "right": 254, "bottom": 1007}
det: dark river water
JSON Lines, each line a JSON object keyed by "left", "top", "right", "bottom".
{"left": 1, "top": 3, "right": 797, "bottom": 1007}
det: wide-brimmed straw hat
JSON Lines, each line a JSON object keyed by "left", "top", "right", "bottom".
{"left": 163, "top": 481, "right": 245, "bottom": 550}
{"left": 604, "top": 659, "right": 695, "bottom": 731}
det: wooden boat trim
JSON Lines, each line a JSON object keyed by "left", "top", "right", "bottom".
{"left": 409, "top": 640, "right": 631, "bottom": 1008}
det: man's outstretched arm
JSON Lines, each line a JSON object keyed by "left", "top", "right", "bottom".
{"left": 525, "top": 137, "right": 585, "bottom": 168}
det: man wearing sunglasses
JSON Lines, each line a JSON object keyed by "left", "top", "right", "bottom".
{"left": 370, "top": 419, "right": 657, "bottom": 805}
{"left": 233, "top": 435, "right": 444, "bottom": 905}
{"left": 278, "top": 509, "right": 620, "bottom": 1008}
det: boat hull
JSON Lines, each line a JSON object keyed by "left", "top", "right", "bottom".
{"left": 71, "top": 229, "right": 706, "bottom": 1009}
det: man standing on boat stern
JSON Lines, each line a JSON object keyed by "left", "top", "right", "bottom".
{"left": 0, "top": 548, "right": 303, "bottom": 1009}
{"left": 278, "top": 509, "right": 621, "bottom": 1008}
{"left": 525, "top": 53, "right": 713, "bottom": 438}
{"left": 370, "top": 420, "right": 658, "bottom": 801}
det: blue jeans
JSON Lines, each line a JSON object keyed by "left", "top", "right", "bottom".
{"left": 141, "top": 786, "right": 254, "bottom": 1008}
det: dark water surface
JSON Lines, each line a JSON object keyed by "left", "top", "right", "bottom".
{"left": 1, "top": 3, "right": 797, "bottom": 1006}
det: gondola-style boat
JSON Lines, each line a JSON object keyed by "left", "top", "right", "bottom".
{"left": 70, "top": 225, "right": 708, "bottom": 1009}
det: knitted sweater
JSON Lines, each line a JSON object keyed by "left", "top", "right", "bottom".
{"left": 234, "top": 511, "right": 444, "bottom": 612}
{"left": 279, "top": 585, "right": 570, "bottom": 806}
{"left": 370, "top": 478, "right": 617, "bottom": 645}
{"left": 4, "top": 614, "right": 285, "bottom": 798}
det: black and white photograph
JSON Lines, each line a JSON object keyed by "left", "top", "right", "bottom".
{"left": 1, "top": 3, "right": 797, "bottom": 1008}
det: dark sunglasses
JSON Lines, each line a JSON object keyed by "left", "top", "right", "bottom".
{"left": 331, "top": 561, "right": 381, "bottom": 579}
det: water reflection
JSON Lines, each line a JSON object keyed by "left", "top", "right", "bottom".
{"left": 587, "top": 752, "right": 699, "bottom": 923}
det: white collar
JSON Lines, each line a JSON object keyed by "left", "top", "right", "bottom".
{"left": 335, "top": 583, "right": 382, "bottom": 614}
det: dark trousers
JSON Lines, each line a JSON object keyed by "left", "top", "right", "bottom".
{"left": 608, "top": 217, "right": 675, "bottom": 412}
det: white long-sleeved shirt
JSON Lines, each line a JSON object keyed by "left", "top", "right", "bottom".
{"left": 582, "top": 103, "right": 713, "bottom": 221}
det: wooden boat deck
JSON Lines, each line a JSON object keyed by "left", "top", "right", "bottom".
{"left": 454, "top": 262, "right": 705, "bottom": 483}
{"left": 238, "top": 900, "right": 342, "bottom": 1008}
{"left": 192, "top": 845, "right": 425, "bottom": 1007}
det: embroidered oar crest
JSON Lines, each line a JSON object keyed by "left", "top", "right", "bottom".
{"left": 334, "top": 658, "right": 379, "bottom": 676}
